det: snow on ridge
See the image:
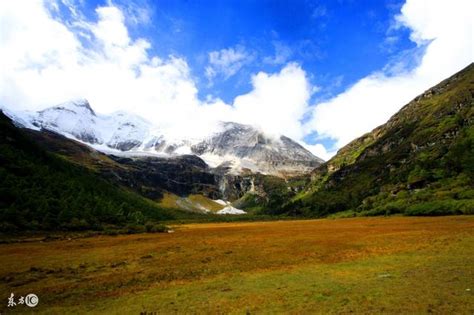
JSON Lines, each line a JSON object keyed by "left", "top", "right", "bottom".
{"left": 1, "top": 107, "right": 39, "bottom": 130}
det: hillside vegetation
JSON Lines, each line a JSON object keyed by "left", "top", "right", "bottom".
{"left": 281, "top": 63, "right": 474, "bottom": 216}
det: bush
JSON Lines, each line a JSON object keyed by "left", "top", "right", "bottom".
{"left": 328, "top": 210, "right": 357, "bottom": 219}
{"left": 405, "top": 199, "right": 474, "bottom": 216}
{"left": 145, "top": 222, "right": 168, "bottom": 233}
{"left": 0, "top": 222, "right": 18, "bottom": 233}
{"left": 103, "top": 228, "right": 119, "bottom": 236}
{"left": 64, "top": 218, "right": 91, "bottom": 231}
{"left": 125, "top": 224, "right": 147, "bottom": 234}
{"left": 150, "top": 224, "right": 168, "bottom": 233}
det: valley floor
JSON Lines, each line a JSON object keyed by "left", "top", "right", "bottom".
{"left": 1, "top": 216, "right": 473, "bottom": 314}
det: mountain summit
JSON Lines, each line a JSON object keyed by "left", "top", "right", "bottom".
{"left": 4, "top": 102, "right": 323, "bottom": 177}
{"left": 192, "top": 122, "right": 323, "bottom": 176}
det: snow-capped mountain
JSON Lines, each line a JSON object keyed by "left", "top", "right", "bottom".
{"left": 3, "top": 100, "right": 323, "bottom": 176}
{"left": 191, "top": 122, "right": 324, "bottom": 176}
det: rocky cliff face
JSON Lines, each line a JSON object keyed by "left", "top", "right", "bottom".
{"left": 105, "top": 155, "right": 221, "bottom": 200}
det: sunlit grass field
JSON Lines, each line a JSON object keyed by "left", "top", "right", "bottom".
{"left": 1, "top": 216, "right": 473, "bottom": 314}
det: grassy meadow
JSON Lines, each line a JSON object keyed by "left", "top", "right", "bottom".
{"left": 0, "top": 216, "right": 473, "bottom": 314}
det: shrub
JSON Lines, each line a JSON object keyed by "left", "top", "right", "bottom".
{"left": 65, "top": 218, "right": 91, "bottom": 231}
{"left": 328, "top": 210, "right": 356, "bottom": 219}
{"left": 125, "top": 224, "right": 147, "bottom": 234}
{"left": 145, "top": 222, "right": 168, "bottom": 233}
{"left": 0, "top": 222, "right": 18, "bottom": 233}
{"left": 103, "top": 228, "right": 119, "bottom": 236}
{"left": 404, "top": 199, "right": 474, "bottom": 216}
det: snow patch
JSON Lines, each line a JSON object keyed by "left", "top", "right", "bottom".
{"left": 213, "top": 199, "right": 230, "bottom": 206}
{"left": 200, "top": 153, "right": 265, "bottom": 175}
{"left": 174, "top": 144, "right": 193, "bottom": 155}
{"left": 216, "top": 206, "right": 247, "bottom": 215}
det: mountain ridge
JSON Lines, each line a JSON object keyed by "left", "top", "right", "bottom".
{"left": 4, "top": 101, "right": 323, "bottom": 177}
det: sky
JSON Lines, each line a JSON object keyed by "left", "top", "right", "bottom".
{"left": 0, "top": 0, "right": 472, "bottom": 160}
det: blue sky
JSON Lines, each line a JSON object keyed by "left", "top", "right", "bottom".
{"left": 1, "top": 0, "right": 472, "bottom": 159}
{"left": 77, "top": 0, "right": 414, "bottom": 103}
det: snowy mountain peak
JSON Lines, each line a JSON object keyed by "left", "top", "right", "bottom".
{"left": 47, "top": 99, "right": 96, "bottom": 116}
{"left": 32, "top": 99, "right": 100, "bottom": 143}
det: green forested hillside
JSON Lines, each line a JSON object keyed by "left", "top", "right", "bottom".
{"left": 282, "top": 63, "right": 474, "bottom": 217}
{"left": 0, "top": 112, "right": 183, "bottom": 232}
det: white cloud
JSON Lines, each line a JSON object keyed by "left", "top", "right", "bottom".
{"left": 307, "top": 0, "right": 473, "bottom": 148}
{"left": 300, "top": 143, "right": 335, "bottom": 161}
{"left": 190, "top": 63, "right": 314, "bottom": 141}
{"left": 205, "top": 45, "right": 252, "bottom": 80}
{"left": 118, "top": 1, "right": 153, "bottom": 26}
{"left": 231, "top": 63, "right": 313, "bottom": 139}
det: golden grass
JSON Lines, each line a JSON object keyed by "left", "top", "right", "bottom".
{"left": 187, "top": 194, "right": 225, "bottom": 212}
{"left": 0, "top": 216, "right": 473, "bottom": 314}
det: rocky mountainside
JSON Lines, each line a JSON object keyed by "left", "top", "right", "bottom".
{"left": 278, "top": 63, "right": 474, "bottom": 216}
{"left": 4, "top": 100, "right": 322, "bottom": 177}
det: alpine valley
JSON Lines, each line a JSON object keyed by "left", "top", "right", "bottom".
{"left": 0, "top": 63, "right": 473, "bottom": 232}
